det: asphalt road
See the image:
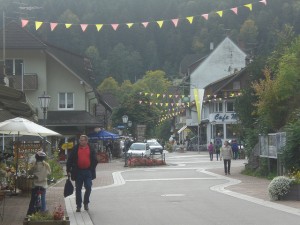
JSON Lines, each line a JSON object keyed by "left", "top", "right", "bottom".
{"left": 88, "top": 153, "right": 300, "bottom": 225}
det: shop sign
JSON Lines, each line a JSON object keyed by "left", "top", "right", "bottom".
{"left": 213, "top": 113, "right": 237, "bottom": 122}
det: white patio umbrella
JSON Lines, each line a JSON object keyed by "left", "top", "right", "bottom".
{"left": 0, "top": 117, "right": 61, "bottom": 194}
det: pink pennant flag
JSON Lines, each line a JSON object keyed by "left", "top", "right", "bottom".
{"left": 259, "top": 0, "right": 267, "bottom": 5}
{"left": 111, "top": 24, "right": 119, "bottom": 31}
{"left": 50, "top": 23, "right": 58, "bottom": 31}
{"left": 80, "top": 24, "right": 88, "bottom": 32}
{"left": 142, "top": 22, "right": 149, "bottom": 28}
{"left": 21, "top": 19, "right": 29, "bottom": 27}
{"left": 201, "top": 14, "right": 208, "bottom": 20}
{"left": 231, "top": 7, "right": 238, "bottom": 15}
{"left": 171, "top": 19, "right": 179, "bottom": 27}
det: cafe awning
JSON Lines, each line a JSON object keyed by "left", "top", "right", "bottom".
{"left": 177, "top": 125, "right": 188, "bottom": 134}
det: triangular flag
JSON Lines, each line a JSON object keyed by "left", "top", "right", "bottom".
{"left": 142, "top": 22, "right": 149, "bottom": 28}
{"left": 163, "top": 94, "right": 166, "bottom": 98}
{"left": 244, "top": 4, "right": 252, "bottom": 11}
{"left": 157, "top": 94, "right": 160, "bottom": 98}
{"left": 186, "top": 16, "right": 194, "bottom": 24}
{"left": 111, "top": 24, "right": 119, "bottom": 31}
{"left": 150, "top": 102, "right": 153, "bottom": 106}
{"left": 216, "top": 11, "right": 223, "bottom": 17}
{"left": 156, "top": 20, "right": 164, "bottom": 28}
{"left": 80, "top": 24, "right": 88, "bottom": 32}
{"left": 50, "top": 23, "right": 58, "bottom": 31}
{"left": 169, "top": 95, "right": 172, "bottom": 98}
{"left": 21, "top": 19, "right": 29, "bottom": 27}
{"left": 126, "top": 23, "right": 134, "bottom": 28}
{"left": 259, "top": 0, "right": 267, "bottom": 5}
{"left": 96, "top": 24, "right": 103, "bottom": 31}
{"left": 231, "top": 7, "right": 238, "bottom": 15}
{"left": 65, "top": 24, "right": 72, "bottom": 29}
{"left": 139, "top": 101, "right": 142, "bottom": 104}
{"left": 201, "top": 14, "right": 208, "bottom": 20}
{"left": 35, "top": 21, "right": 43, "bottom": 30}
{"left": 171, "top": 19, "right": 179, "bottom": 27}
{"left": 150, "top": 93, "right": 154, "bottom": 96}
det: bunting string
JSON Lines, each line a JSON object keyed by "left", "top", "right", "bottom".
{"left": 20, "top": 0, "right": 266, "bottom": 31}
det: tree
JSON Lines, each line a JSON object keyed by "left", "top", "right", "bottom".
{"left": 97, "top": 76, "right": 119, "bottom": 95}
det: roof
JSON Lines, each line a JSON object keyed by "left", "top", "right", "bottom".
{"left": 0, "top": 84, "right": 36, "bottom": 121}
{"left": 0, "top": 21, "right": 96, "bottom": 88}
{"left": 46, "top": 111, "right": 102, "bottom": 127}
{"left": 0, "top": 20, "right": 46, "bottom": 49}
{"left": 189, "top": 37, "right": 247, "bottom": 89}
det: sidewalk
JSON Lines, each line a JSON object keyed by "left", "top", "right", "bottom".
{"left": 1, "top": 152, "right": 299, "bottom": 225}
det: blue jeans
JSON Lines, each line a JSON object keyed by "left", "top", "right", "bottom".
{"left": 27, "top": 186, "right": 46, "bottom": 215}
{"left": 75, "top": 169, "right": 92, "bottom": 208}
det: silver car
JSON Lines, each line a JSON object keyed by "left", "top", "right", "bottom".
{"left": 147, "top": 141, "right": 163, "bottom": 154}
{"left": 127, "top": 142, "right": 151, "bottom": 157}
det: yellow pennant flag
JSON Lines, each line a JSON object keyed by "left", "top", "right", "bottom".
{"left": 35, "top": 21, "right": 43, "bottom": 30}
{"left": 156, "top": 20, "right": 164, "bottom": 28}
{"left": 65, "top": 23, "right": 72, "bottom": 29}
{"left": 216, "top": 11, "right": 223, "bottom": 17}
{"left": 244, "top": 4, "right": 252, "bottom": 11}
{"left": 186, "top": 16, "right": 194, "bottom": 24}
{"left": 96, "top": 24, "right": 103, "bottom": 31}
{"left": 157, "top": 94, "right": 160, "bottom": 98}
{"left": 126, "top": 23, "right": 134, "bottom": 28}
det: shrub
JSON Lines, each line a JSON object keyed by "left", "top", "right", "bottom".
{"left": 268, "top": 176, "right": 293, "bottom": 200}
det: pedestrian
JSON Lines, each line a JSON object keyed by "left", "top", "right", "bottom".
{"left": 27, "top": 150, "right": 51, "bottom": 215}
{"left": 66, "top": 135, "right": 98, "bottom": 212}
{"left": 214, "top": 137, "right": 222, "bottom": 160}
{"left": 208, "top": 142, "right": 214, "bottom": 161}
{"left": 220, "top": 140, "right": 233, "bottom": 175}
{"left": 231, "top": 139, "right": 239, "bottom": 160}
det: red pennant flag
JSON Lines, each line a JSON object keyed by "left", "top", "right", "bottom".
{"left": 259, "top": 0, "right": 267, "bottom": 5}
{"left": 171, "top": 19, "right": 179, "bottom": 27}
{"left": 80, "top": 24, "right": 88, "bottom": 32}
{"left": 142, "top": 22, "right": 149, "bottom": 28}
{"left": 231, "top": 7, "right": 238, "bottom": 15}
{"left": 201, "top": 14, "right": 208, "bottom": 20}
{"left": 21, "top": 19, "right": 29, "bottom": 27}
{"left": 50, "top": 23, "right": 58, "bottom": 31}
{"left": 111, "top": 24, "right": 119, "bottom": 31}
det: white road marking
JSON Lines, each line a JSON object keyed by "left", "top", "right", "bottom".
{"left": 161, "top": 194, "right": 186, "bottom": 197}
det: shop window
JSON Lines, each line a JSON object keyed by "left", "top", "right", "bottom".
{"left": 59, "top": 92, "right": 74, "bottom": 109}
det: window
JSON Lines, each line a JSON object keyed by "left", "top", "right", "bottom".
{"left": 226, "top": 101, "right": 234, "bottom": 112}
{"left": 214, "top": 102, "right": 223, "bottom": 112}
{"left": 5, "top": 59, "right": 23, "bottom": 75}
{"left": 59, "top": 92, "right": 74, "bottom": 109}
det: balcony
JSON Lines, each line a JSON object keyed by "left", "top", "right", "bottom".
{"left": 7, "top": 74, "right": 38, "bottom": 91}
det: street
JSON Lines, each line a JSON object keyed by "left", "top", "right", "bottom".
{"left": 87, "top": 152, "right": 299, "bottom": 225}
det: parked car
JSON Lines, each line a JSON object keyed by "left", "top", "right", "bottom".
{"left": 127, "top": 142, "right": 151, "bottom": 157}
{"left": 147, "top": 141, "right": 163, "bottom": 154}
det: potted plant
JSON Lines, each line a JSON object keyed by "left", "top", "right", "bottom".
{"left": 23, "top": 205, "right": 70, "bottom": 225}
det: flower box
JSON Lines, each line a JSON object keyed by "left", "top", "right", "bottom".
{"left": 23, "top": 217, "right": 70, "bottom": 225}
{"left": 281, "top": 184, "right": 300, "bottom": 201}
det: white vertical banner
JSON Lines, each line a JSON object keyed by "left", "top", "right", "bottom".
{"left": 193, "top": 88, "right": 205, "bottom": 123}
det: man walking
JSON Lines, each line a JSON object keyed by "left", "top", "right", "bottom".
{"left": 220, "top": 140, "right": 233, "bottom": 175}
{"left": 67, "top": 135, "right": 98, "bottom": 212}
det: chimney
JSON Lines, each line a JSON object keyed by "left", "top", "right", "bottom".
{"left": 210, "top": 42, "right": 214, "bottom": 51}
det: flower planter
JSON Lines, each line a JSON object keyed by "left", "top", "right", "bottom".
{"left": 23, "top": 217, "right": 70, "bottom": 225}
{"left": 281, "top": 184, "right": 300, "bottom": 201}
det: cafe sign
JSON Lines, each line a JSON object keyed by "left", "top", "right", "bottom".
{"left": 210, "top": 113, "right": 238, "bottom": 122}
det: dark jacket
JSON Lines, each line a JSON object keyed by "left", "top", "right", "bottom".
{"left": 66, "top": 143, "right": 98, "bottom": 181}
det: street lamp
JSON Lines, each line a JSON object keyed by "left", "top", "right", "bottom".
{"left": 38, "top": 92, "right": 51, "bottom": 154}
{"left": 122, "top": 115, "right": 130, "bottom": 167}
